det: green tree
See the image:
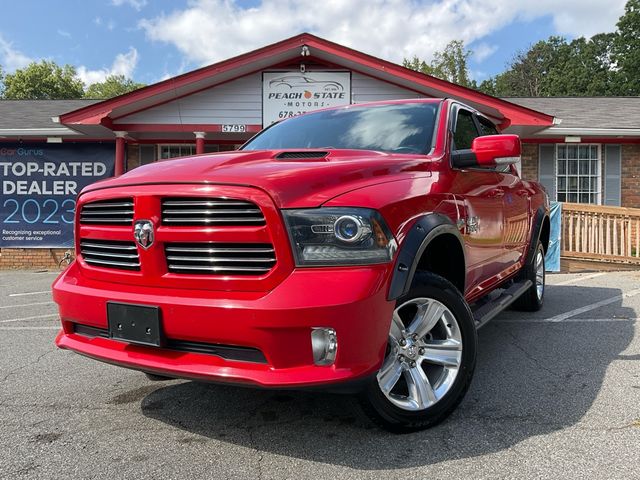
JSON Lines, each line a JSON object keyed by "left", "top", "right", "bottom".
{"left": 477, "top": 77, "right": 497, "bottom": 96}
{"left": 0, "top": 65, "right": 4, "bottom": 97}
{"left": 477, "top": 34, "right": 618, "bottom": 97}
{"left": 614, "top": 0, "right": 640, "bottom": 94}
{"left": 403, "top": 40, "right": 474, "bottom": 88}
{"left": 3, "top": 60, "right": 84, "bottom": 99}
{"left": 85, "top": 74, "right": 146, "bottom": 99}
{"left": 402, "top": 56, "right": 431, "bottom": 75}
{"left": 481, "top": 36, "right": 569, "bottom": 97}
{"left": 552, "top": 34, "right": 617, "bottom": 95}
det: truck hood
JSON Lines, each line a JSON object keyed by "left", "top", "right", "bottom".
{"left": 83, "top": 149, "right": 433, "bottom": 207}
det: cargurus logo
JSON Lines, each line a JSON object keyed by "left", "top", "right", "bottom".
{"left": 0, "top": 147, "right": 44, "bottom": 156}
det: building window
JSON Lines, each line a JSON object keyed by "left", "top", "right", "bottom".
{"left": 158, "top": 144, "right": 196, "bottom": 160}
{"left": 139, "top": 145, "right": 157, "bottom": 165}
{"left": 556, "top": 144, "right": 601, "bottom": 204}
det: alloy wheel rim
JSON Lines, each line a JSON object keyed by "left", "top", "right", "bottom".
{"left": 535, "top": 250, "right": 545, "bottom": 300}
{"left": 377, "top": 297, "right": 462, "bottom": 411}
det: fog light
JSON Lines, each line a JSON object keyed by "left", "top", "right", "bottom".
{"left": 311, "top": 327, "right": 337, "bottom": 366}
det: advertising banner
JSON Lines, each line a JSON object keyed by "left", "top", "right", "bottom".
{"left": 262, "top": 71, "right": 351, "bottom": 125}
{"left": 1, "top": 143, "right": 114, "bottom": 248}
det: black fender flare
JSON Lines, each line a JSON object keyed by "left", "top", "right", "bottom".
{"left": 387, "top": 213, "right": 465, "bottom": 301}
{"left": 525, "top": 206, "right": 549, "bottom": 266}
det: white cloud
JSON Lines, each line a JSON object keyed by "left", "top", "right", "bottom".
{"left": 57, "top": 29, "right": 72, "bottom": 38}
{"left": 111, "top": 0, "right": 147, "bottom": 11}
{"left": 77, "top": 47, "right": 139, "bottom": 85}
{"left": 139, "top": 0, "right": 626, "bottom": 67}
{"left": 473, "top": 43, "right": 497, "bottom": 63}
{"left": 0, "top": 33, "right": 139, "bottom": 86}
{"left": 0, "top": 34, "right": 33, "bottom": 71}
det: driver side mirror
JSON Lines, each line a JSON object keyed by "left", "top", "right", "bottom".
{"left": 452, "top": 134, "right": 521, "bottom": 169}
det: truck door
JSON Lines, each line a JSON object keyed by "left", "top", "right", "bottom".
{"left": 448, "top": 108, "right": 506, "bottom": 288}
{"left": 476, "top": 116, "right": 530, "bottom": 265}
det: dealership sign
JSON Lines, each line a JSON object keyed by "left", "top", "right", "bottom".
{"left": 1, "top": 143, "right": 114, "bottom": 248}
{"left": 262, "top": 71, "right": 351, "bottom": 125}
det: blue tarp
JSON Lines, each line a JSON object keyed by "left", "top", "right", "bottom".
{"left": 545, "top": 201, "right": 562, "bottom": 272}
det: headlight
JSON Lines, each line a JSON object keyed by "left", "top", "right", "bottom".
{"left": 282, "top": 208, "right": 397, "bottom": 266}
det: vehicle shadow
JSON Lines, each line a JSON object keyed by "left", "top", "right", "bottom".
{"left": 140, "top": 284, "right": 635, "bottom": 469}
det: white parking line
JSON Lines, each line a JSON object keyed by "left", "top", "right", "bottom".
{"left": 0, "top": 314, "right": 58, "bottom": 324}
{"left": 552, "top": 272, "right": 607, "bottom": 286}
{"left": 545, "top": 287, "right": 640, "bottom": 322}
{"left": 496, "top": 317, "right": 638, "bottom": 324}
{"left": 8, "top": 291, "right": 51, "bottom": 297}
{"left": 0, "top": 301, "right": 55, "bottom": 309}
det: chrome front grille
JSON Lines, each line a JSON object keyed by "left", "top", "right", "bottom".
{"left": 80, "top": 198, "right": 134, "bottom": 225}
{"left": 165, "top": 243, "right": 276, "bottom": 275}
{"left": 161, "top": 198, "right": 265, "bottom": 226}
{"left": 80, "top": 239, "right": 140, "bottom": 271}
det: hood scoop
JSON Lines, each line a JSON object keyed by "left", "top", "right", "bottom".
{"left": 275, "top": 151, "right": 329, "bottom": 160}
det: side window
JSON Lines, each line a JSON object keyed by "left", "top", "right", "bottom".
{"left": 453, "top": 110, "right": 479, "bottom": 150}
{"left": 478, "top": 117, "right": 499, "bottom": 136}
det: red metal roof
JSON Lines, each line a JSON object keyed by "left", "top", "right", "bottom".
{"left": 59, "top": 33, "right": 555, "bottom": 129}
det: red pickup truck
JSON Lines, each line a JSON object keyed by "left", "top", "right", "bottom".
{"left": 53, "top": 99, "right": 550, "bottom": 432}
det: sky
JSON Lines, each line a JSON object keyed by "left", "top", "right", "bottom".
{"left": 0, "top": 0, "right": 629, "bottom": 87}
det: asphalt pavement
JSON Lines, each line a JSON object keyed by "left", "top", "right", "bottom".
{"left": 1, "top": 268, "right": 639, "bottom": 479}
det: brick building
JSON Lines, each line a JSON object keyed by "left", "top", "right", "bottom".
{"left": 1, "top": 33, "right": 640, "bottom": 268}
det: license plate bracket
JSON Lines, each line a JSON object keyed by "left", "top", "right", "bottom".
{"left": 107, "top": 302, "right": 163, "bottom": 347}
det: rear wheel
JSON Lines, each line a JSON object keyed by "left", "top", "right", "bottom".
{"left": 512, "top": 242, "right": 545, "bottom": 312}
{"left": 360, "top": 271, "right": 477, "bottom": 432}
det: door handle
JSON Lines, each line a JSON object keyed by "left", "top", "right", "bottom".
{"left": 487, "top": 188, "right": 504, "bottom": 199}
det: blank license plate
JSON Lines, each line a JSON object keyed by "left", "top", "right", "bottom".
{"left": 107, "top": 302, "right": 163, "bottom": 347}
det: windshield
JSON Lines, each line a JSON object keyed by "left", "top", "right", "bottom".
{"left": 242, "top": 102, "right": 439, "bottom": 154}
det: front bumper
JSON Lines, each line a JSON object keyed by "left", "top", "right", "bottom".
{"left": 53, "top": 262, "right": 395, "bottom": 388}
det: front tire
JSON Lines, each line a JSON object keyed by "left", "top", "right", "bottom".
{"left": 360, "top": 271, "right": 477, "bottom": 433}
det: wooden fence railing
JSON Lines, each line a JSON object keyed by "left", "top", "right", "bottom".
{"left": 561, "top": 202, "right": 640, "bottom": 264}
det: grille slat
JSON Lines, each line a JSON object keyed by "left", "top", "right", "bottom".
{"left": 83, "top": 258, "right": 141, "bottom": 268}
{"left": 161, "top": 197, "right": 265, "bottom": 226}
{"left": 82, "top": 203, "right": 133, "bottom": 209}
{"left": 80, "top": 198, "right": 134, "bottom": 225}
{"left": 166, "top": 256, "right": 276, "bottom": 263}
{"left": 165, "top": 246, "right": 274, "bottom": 254}
{"left": 163, "top": 217, "right": 265, "bottom": 224}
{"left": 165, "top": 243, "right": 276, "bottom": 275}
{"left": 83, "top": 251, "right": 140, "bottom": 259}
{"left": 167, "top": 264, "right": 271, "bottom": 273}
{"left": 80, "top": 239, "right": 140, "bottom": 271}
{"left": 80, "top": 218, "right": 136, "bottom": 224}
{"left": 163, "top": 208, "right": 262, "bottom": 215}
{"left": 79, "top": 242, "right": 137, "bottom": 251}
{"left": 79, "top": 210, "right": 134, "bottom": 216}
{"left": 162, "top": 200, "right": 255, "bottom": 207}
